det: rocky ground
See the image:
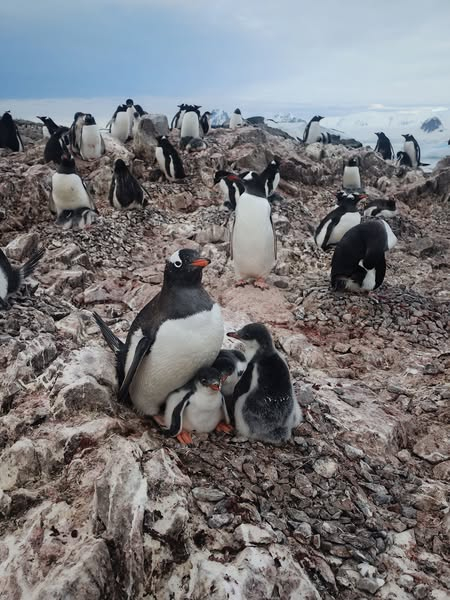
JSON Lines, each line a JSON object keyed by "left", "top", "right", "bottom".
{"left": 0, "top": 121, "right": 449, "bottom": 600}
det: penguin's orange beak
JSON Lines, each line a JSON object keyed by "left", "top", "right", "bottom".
{"left": 227, "top": 332, "right": 240, "bottom": 340}
{"left": 209, "top": 383, "right": 220, "bottom": 391}
{"left": 191, "top": 258, "right": 210, "bottom": 268}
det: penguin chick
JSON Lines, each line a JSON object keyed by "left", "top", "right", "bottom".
{"left": 155, "top": 136, "right": 186, "bottom": 181}
{"left": 180, "top": 136, "right": 207, "bottom": 152}
{"left": 109, "top": 159, "right": 146, "bottom": 209}
{"left": 364, "top": 199, "right": 397, "bottom": 218}
{"left": 0, "top": 247, "right": 44, "bottom": 308}
{"left": 213, "top": 171, "right": 244, "bottom": 210}
{"left": 213, "top": 349, "right": 247, "bottom": 398}
{"left": 163, "top": 367, "right": 227, "bottom": 444}
{"left": 227, "top": 323, "right": 302, "bottom": 444}
{"left": 315, "top": 192, "right": 364, "bottom": 250}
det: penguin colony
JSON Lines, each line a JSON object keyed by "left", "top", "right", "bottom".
{"left": 0, "top": 102, "right": 436, "bottom": 445}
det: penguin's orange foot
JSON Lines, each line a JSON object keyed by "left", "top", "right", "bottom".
{"left": 176, "top": 430, "right": 193, "bottom": 445}
{"left": 215, "top": 421, "right": 234, "bottom": 433}
{"left": 254, "top": 278, "right": 269, "bottom": 289}
{"left": 152, "top": 414, "right": 166, "bottom": 427}
{"left": 235, "top": 279, "right": 249, "bottom": 287}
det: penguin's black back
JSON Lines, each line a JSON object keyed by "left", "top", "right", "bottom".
{"left": 159, "top": 137, "right": 186, "bottom": 179}
{"left": 0, "top": 112, "right": 23, "bottom": 152}
{"left": 44, "top": 127, "right": 70, "bottom": 164}
{"left": 110, "top": 162, "right": 144, "bottom": 208}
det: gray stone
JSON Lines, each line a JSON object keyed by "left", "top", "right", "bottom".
{"left": 192, "top": 487, "right": 226, "bottom": 502}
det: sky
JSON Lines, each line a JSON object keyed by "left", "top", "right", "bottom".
{"left": 1, "top": 0, "right": 450, "bottom": 110}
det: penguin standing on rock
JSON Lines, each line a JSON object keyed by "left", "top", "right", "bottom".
{"left": 231, "top": 174, "right": 277, "bottom": 287}
{"left": 155, "top": 136, "right": 186, "bottom": 181}
{"left": 342, "top": 157, "right": 362, "bottom": 192}
{"left": 227, "top": 323, "right": 302, "bottom": 444}
{"left": 364, "top": 199, "right": 397, "bottom": 218}
{"left": 44, "top": 126, "right": 70, "bottom": 164}
{"left": 0, "top": 247, "right": 44, "bottom": 308}
{"left": 68, "top": 112, "right": 86, "bottom": 155}
{"left": 37, "top": 116, "right": 60, "bottom": 139}
{"left": 229, "top": 108, "right": 244, "bottom": 130}
{"left": 303, "top": 116, "right": 323, "bottom": 144}
{"left": 213, "top": 171, "right": 244, "bottom": 210}
{"left": 402, "top": 134, "right": 422, "bottom": 168}
{"left": 200, "top": 111, "right": 211, "bottom": 136}
{"left": 374, "top": 132, "right": 394, "bottom": 160}
{"left": 110, "top": 105, "right": 130, "bottom": 143}
{"left": 109, "top": 159, "right": 146, "bottom": 209}
{"left": 79, "top": 114, "right": 105, "bottom": 160}
{"left": 50, "top": 154, "right": 98, "bottom": 229}
{"left": 261, "top": 159, "right": 281, "bottom": 197}
{"left": 162, "top": 367, "right": 230, "bottom": 444}
{"left": 0, "top": 112, "right": 24, "bottom": 152}
{"left": 331, "top": 220, "right": 397, "bottom": 292}
{"left": 125, "top": 98, "right": 135, "bottom": 138}
{"left": 180, "top": 106, "right": 201, "bottom": 139}
{"left": 315, "top": 192, "right": 364, "bottom": 250}
{"left": 94, "top": 249, "right": 224, "bottom": 416}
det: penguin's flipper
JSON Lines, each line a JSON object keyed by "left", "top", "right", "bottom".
{"left": 92, "top": 311, "right": 125, "bottom": 353}
{"left": 118, "top": 335, "right": 153, "bottom": 402}
{"left": 165, "top": 391, "right": 192, "bottom": 437}
{"left": 221, "top": 394, "right": 231, "bottom": 424}
{"left": 108, "top": 177, "right": 115, "bottom": 208}
{"left": 270, "top": 213, "right": 277, "bottom": 260}
{"left": 229, "top": 214, "right": 236, "bottom": 259}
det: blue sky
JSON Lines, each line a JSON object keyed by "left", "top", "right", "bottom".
{"left": 1, "top": 0, "right": 450, "bottom": 107}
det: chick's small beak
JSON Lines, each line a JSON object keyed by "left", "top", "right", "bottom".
{"left": 227, "top": 332, "right": 240, "bottom": 340}
{"left": 191, "top": 258, "right": 210, "bottom": 268}
{"left": 209, "top": 383, "right": 220, "bottom": 391}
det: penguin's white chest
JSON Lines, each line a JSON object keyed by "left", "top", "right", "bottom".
{"left": 111, "top": 112, "right": 130, "bottom": 143}
{"left": 229, "top": 114, "right": 243, "bottom": 130}
{"left": 155, "top": 147, "right": 175, "bottom": 179}
{"left": 126, "top": 304, "right": 224, "bottom": 415}
{"left": 126, "top": 107, "right": 135, "bottom": 137}
{"left": 234, "top": 364, "right": 260, "bottom": 437}
{"left": 0, "top": 268, "right": 9, "bottom": 300}
{"left": 232, "top": 195, "right": 276, "bottom": 279}
{"left": 328, "top": 211, "right": 361, "bottom": 245}
{"left": 180, "top": 112, "right": 200, "bottom": 138}
{"left": 343, "top": 166, "right": 361, "bottom": 189}
{"left": 381, "top": 220, "right": 398, "bottom": 250}
{"left": 80, "top": 125, "right": 102, "bottom": 160}
{"left": 52, "top": 173, "right": 91, "bottom": 212}
{"left": 358, "top": 261, "right": 377, "bottom": 291}
{"left": 182, "top": 389, "right": 224, "bottom": 432}
{"left": 306, "top": 122, "right": 321, "bottom": 143}
{"left": 403, "top": 141, "right": 417, "bottom": 167}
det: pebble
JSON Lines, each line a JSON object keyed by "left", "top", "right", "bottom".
{"left": 192, "top": 487, "right": 226, "bottom": 502}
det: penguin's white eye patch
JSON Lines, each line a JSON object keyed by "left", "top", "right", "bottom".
{"left": 169, "top": 250, "right": 182, "bottom": 266}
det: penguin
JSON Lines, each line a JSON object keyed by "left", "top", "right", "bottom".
{"left": 402, "top": 134, "right": 421, "bottom": 168}
{"left": 98, "top": 248, "right": 224, "bottom": 415}
{"left": 231, "top": 174, "right": 277, "bottom": 286}
{"left": 364, "top": 199, "right": 397, "bottom": 218}
{"left": 44, "top": 126, "right": 70, "bottom": 164}
{"left": 396, "top": 151, "right": 412, "bottom": 168}
{"left": 79, "top": 114, "right": 105, "bottom": 160}
{"left": 180, "top": 107, "right": 200, "bottom": 139}
{"left": 342, "top": 157, "right": 362, "bottom": 192}
{"left": 155, "top": 136, "right": 186, "bottom": 181}
{"left": 261, "top": 159, "right": 281, "bottom": 197}
{"left": 331, "top": 219, "right": 397, "bottom": 292}
{"left": 132, "top": 104, "right": 147, "bottom": 137}
{"left": 162, "top": 367, "right": 228, "bottom": 444}
{"left": 110, "top": 105, "right": 130, "bottom": 143}
{"left": 0, "top": 112, "right": 24, "bottom": 152}
{"left": 303, "top": 116, "right": 323, "bottom": 144}
{"left": 200, "top": 111, "right": 211, "bottom": 136}
{"left": 180, "top": 137, "right": 208, "bottom": 152}
{"left": 37, "top": 116, "right": 60, "bottom": 138}
{"left": 109, "top": 159, "right": 146, "bottom": 209}
{"left": 229, "top": 108, "right": 244, "bottom": 130}
{"left": 213, "top": 171, "right": 244, "bottom": 211}
{"left": 212, "top": 348, "right": 247, "bottom": 399}
{"left": 227, "top": 323, "right": 302, "bottom": 444}
{"left": 315, "top": 192, "right": 363, "bottom": 250}
{"left": 0, "top": 247, "right": 44, "bottom": 308}
{"left": 374, "top": 132, "right": 394, "bottom": 160}
{"left": 171, "top": 104, "right": 187, "bottom": 130}
{"left": 68, "top": 112, "right": 86, "bottom": 155}
{"left": 50, "top": 154, "right": 98, "bottom": 229}
{"left": 125, "top": 98, "right": 135, "bottom": 138}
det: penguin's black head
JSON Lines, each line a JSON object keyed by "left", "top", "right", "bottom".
{"left": 227, "top": 323, "right": 274, "bottom": 357}
{"left": 59, "top": 154, "right": 76, "bottom": 172}
{"left": 336, "top": 190, "right": 366, "bottom": 206}
{"left": 385, "top": 199, "right": 396, "bottom": 210}
{"left": 84, "top": 114, "right": 96, "bottom": 125}
{"left": 73, "top": 111, "right": 85, "bottom": 122}
{"left": 114, "top": 159, "right": 128, "bottom": 172}
{"left": 126, "top": 98, "right": 134, "bottom": 107}
{"left": 157, "top": 135, "right": 168, "bottom": 146}
{"left": 134, "top": 104, "right": 145, "bottom": 116}
{"left": 348, "top": 157, "right": 358, "bottom": 167}
{"left": 196, "top": 367, "right": 221, "bottom": 392}
{"left": 242, "top": 173, "right": 266, "bottom": 198}
{"left": 164, "top": 248, "right": 210, "bottom": 286}
{"left": 234, "top": 108, "right": 241, "bottom": 114}
{"left": 313, "top": 115, "right": 324, "bottom": 121}
{"left": 212, "top": 351, "right": 236, "bottom": 382}
{"left": 213, "top": 169, "right": 232, "bottom": 185}
{"left": 402, "top": 134, "right": 412, "bottom": 140}
{"left": 2, "top": 112, "right": 13, "bottom": 124}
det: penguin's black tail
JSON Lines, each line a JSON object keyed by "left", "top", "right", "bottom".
{"left": 20, "top": 248, "right": 45, "bottom": 281}
{"left": 92, "top": 311, "right": 124, "bottom": 353}
{"left": 419, "top": 162, "right": 430, "bottom": 167}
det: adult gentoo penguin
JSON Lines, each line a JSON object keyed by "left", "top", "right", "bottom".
{"left": 0, "top": 112, "right": 24, "bottom": 152}
{"left": 180, "top": 105, "right": 201, "bottom": 139}
{"left": 261, "top": 159, "right": 281, "bottom": 197}
{"left": 229, "top": 108, "right": 244, "bottom": 130}
{"left": 331, "top": 219, "right": 397, "bottom": 292}
{"left": 343, "top": 157, "right": 362, "bottom": 192}
{"left": 171, "top": 104, "right": 187, "bottom": 129}
{"left": 110, "top": 105, "right": 130, "bottom": 143}
{"left": 79, "top": 114, "right": 105, "bottom": 160}
{"left": 364, "top": 199, "right": 397, "bottom": 218}
{"left": 231, "top": 174, "right": 277, "bottom": 286}
{"left": 37, "top": 116, "right": 60, "bottom": 138}
{"left": 402, "top": 134, "right": 421, "bottom": 168}
{"left": 50, "top": 154, "right": 98, "bottom": 229}
{"left": 68, "top": 112, "right": 86, "bottom": 155}
{"left": 227, "top": 323, "right": 302, "bottom": 444}
{"left": 162, "top": 367, "right": 228, "bottom": 444}
{"left": 109, "top": 159, "right": 146, "bottom": 209}
{"left": 44, "top": 126, "right": 70, "bottom": 164}
{"left": 101, "top": 249, "right": 223, "bottom": 415}
{"left": 0, "top": 246, "right": 44, "bottom": 308}
{"left": 303, "top": 115, "right": 323, "bottom": 144}
{"left": 200, "top": 111, "right": 212, "bottom": 136}
{"left": 374, "top": 132, "right": 394, "bottom": 160}
{"left": 213, "top": 170, "right": 244, "bottom": 210}
{"left": 155, "top": 136, "right": 186, "bottom": 181}
{"left": 315, "top": 192, "right": 363, "bottom": 250}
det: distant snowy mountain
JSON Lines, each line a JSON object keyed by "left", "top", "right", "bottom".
{"left": 270, "top": 113, "right": 306, "bottom": 124}
{"left": 421, "top": 117, "right": 443, "bottom": 133}
{"left": 210, "top": 109, "right": 229, "bottom": 127}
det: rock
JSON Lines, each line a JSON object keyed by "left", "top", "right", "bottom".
{"left": 413, "top": 428, "right": 450, "bottom": 463}
{"left": 133, "top": 116, "right": 158, "bottom": 161}
{"left": 192, "top": 487, "right": 226, "bottom": 502}
{"left": 413, "top": 482, "right": 448, "bottom": 512}
{"left": 433, "top": 460, "right": 450, "bottom": 481}
{"left": 145, "top": 113, "right": 169, "bottom": 136}
{"left": 234, "top": 523, "right": 278, "bottom": 545}
{"left": 0, "top": 489, "right": 11, "bottom": 516}
{"left": 0, "top": 439, "right": 40, "bottom": 491}
{"left": 357, "top": 576, "right": 385, "bottom": 594}
{"left": 220, "top": 286, "right": 294, "bottom": 327}
{"left": 4, "top": 232, "right": 40, "bottom": 261}
{"left": 313, "top": 457, "right": 338, "bottom": 479}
